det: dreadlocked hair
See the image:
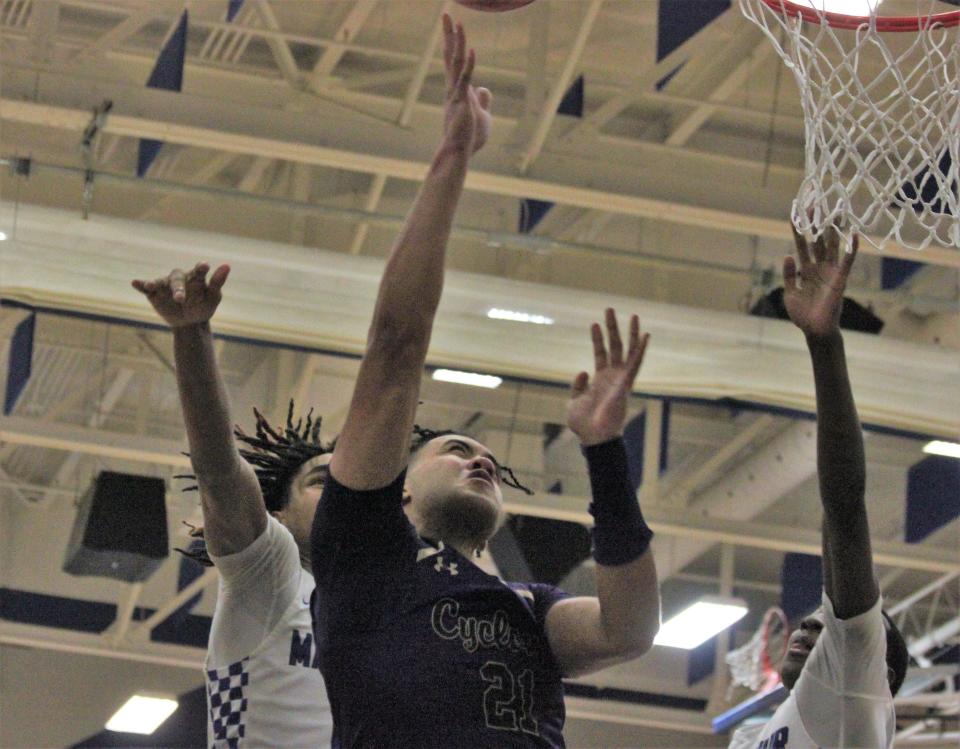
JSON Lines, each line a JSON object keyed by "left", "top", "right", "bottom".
{"left": 411, "top": 424, "right": 534, "bottom": 495}
{"left": 173, "top": 400, "right": 333, "bottom": 567}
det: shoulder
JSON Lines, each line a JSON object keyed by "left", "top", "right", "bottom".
{"left": 508, "top": 582, "right": 572, "bottom": 626}
{"left": 211, "top": 516, "right": 299, "bottom": 581}
{"left": 819, "top": 590, "right": 887, "bottom": 653}
{"left": 317, "top": 468, "right": 407, "bottom": 520}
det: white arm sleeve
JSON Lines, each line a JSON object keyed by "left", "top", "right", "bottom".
{"left": 206, "top": 516, "right": 303, "bottom": 667}
{"left": 794, "top": 592, "right": 895, "bottom": 748}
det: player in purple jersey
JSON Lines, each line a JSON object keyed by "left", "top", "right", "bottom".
{"left": 728, "top": 225, "right": 908, "bottom": 749}
{"left": 310, "top": 14, "right": 661, "bottom": 748}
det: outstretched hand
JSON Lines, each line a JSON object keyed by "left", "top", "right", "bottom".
{"left": 567, "top": 309, "right": 649, "bottom": 447}
{"left": 442, "top": 13, "right": 491, "bottom": 155}
{"left": 784, "top": 223, "right": 858, "bottom": 339}
{"left": 132, "top": 262, "right": 230, "bottom": 328}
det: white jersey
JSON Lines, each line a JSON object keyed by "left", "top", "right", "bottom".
{"left": 729, "top": 593, "right": 894, "bottom": 749}
{"left": 206, "top": 516, "right": 333, "bottom": 749}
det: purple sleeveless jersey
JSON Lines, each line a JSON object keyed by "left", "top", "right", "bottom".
{"left": 311, "top": 471, "right": 570, "bottom": 748}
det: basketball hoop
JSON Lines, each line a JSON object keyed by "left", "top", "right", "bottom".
{"left": 740, "top": 0, "right": 960, "bottom": 250}
{"left": 725, "top": 606, "right": 790, "bottom": 697}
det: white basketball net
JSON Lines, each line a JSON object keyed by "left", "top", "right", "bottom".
{"left": 740, "top": 0, "right": 960, "bottom": 250}
{"left": 725, "top": 607, "right": 788, "bottom": 697}
{"left": 726, "top": 624, "right": 770, "bottom": 694}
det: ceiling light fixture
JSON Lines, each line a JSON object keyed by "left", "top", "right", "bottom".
{"left": 432, "top": 369, "right": 503, "bottom": 389}
{"left": 654, "top": 596, "right": 749, "bottom": 650}
{"left": 105, "top": 695, "right": 179, "bottom": 735}
{"left": 923, "top": 440, "right": 960, "bottom": 460}
{"left": 487, "top": 308, "right": 555, "bottom": 326}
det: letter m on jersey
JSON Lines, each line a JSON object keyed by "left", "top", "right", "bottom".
{"left": 289, "top": 630, "right": 315, "bottom": 668}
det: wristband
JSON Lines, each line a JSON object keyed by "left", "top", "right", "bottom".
{"left": 584, "top": 437, "right": 654, "bottom": 566}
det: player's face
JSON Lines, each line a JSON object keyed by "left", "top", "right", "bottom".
{"left": 277, "top": 453, "right": 331, "bottom": 558}
{"left": 404, "top": 435, "right": 505, "bottom": 543}
{"left": 779, "top": 608, "right": 825, "bottom": 690}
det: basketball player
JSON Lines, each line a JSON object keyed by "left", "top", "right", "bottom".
{"left": 133, "top": 264, "right": 334, "bottom": 748}
{"left": 728, "top": 225, "right": 909, "bottom": 749}
{"left": 310, "top": 15, "right": 660, "bottom": 747}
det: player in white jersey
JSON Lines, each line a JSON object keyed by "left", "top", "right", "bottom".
{"left": 133, "top": 264, "right": 333, "bottom": 748}
{"left": 728, "top": 225, "right": 909, "bottom": 749}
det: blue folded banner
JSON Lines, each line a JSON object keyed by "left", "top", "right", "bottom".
{"left": 137, "top": 11, "right": 189, "bottom": 177}
{"left": 4, "top": 312, "right": 35, "bottom": 415}
{"left": 518, "top": 76, "right": 585, "bottom": 233}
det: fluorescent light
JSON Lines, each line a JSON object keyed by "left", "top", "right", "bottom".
{"left": 0, "top": 232, "right": 7, "bottom": 241}
{"left": 106, "top": 695, "right": 178, "bottom": 734}
{"left": 654, "top": 596, "right": 749, "bottom": 650}
{"left": 432, "top": 369, "right": 502, "bottom": 389}
{"left": 924, "top": 440, "right": 960, "bottom": 459}
{"left": 487, "top": 308, "right": 554, "bottom": 326}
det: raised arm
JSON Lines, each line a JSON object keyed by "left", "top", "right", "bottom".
{"left": 784, "top": 226, "right": 878, "bottom": 619}
{"left": 545, "top": 310, "right": 661, "bottom": 676}
{"left": 132, "top": 263, "right": 264, "bottom": 557}
{"left": 329, "top": 15, "right": 491, "bottom": 491}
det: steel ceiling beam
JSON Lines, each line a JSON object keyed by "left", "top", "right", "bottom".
{"left": 0, "top": 621, "right": 202, "bottom": 670}
{"left": 4, "top": 98, "right": 957, "bottom": 268}
{"left": 397, "top": 0, "right": 448, "bottom": 128}
{"left": 64, "top": 1, "right": 161, "bottom": 62}
{"left": 1, "top": 413, "right": 952, "bottom": 573}
{"left": 308, "top": 0, "right": 380, "bottom": 87}
{"left": 517, "top": 0, "right": 604, "bottom": 174}
{"left": 664, "top": 43, "right": 772, "bottom": 148}
{"left": 563, "top": 6, "right": 738, "bottom": 140}
{"left": 250, "top": 0, "right": 301, "bottom": 89}
{"left": 0, "top": 414, "right": 190, "bottom": 468}
{"left": 502, "top": 494, "right": 959, "bottom": 575}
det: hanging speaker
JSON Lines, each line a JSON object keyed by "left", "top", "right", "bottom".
{"left": 63, "top": 471, "right": 169, "bottom": 583}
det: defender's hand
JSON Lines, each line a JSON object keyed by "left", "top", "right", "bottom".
{"left": 784, "top": 223, "right": 858, "bottom": 340}
{"left": 441, "top": 13, "right": 491, "bottom": 155}
{"left": 567, "top": 309, "right": 649, "bottom": 447}
{"left": 132, "top": 262, "right": 230, "bottom": 329}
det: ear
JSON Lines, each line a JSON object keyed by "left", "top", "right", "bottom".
{"left": 401, "top": 484, "right": 412, "bottom": 507}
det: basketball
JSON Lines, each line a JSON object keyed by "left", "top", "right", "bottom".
{"left": 453, "top": 0, "right": 536, "bottom": 12}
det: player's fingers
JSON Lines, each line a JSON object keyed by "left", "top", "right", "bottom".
{"left": 628, "top": 314, "right": 639, "bottom": 357}
{"left": 131, "top": 279, "right": 151, "bottom": 295}
{"left": 791, "top": 222, "right": 813, "bottom": 268}
{"left": 570, "top": 371, "right": 589, "bottom": 398}
{"left": 456, "top": 48, "right": 475, "bottom": 96}
{"left": 783, "top": 255, "right": 799, "bottom": 293}
{"left": 152, "top": 276, "right": 170, "bottom": 294}
{"left": 841, "top": 233, "right": 859, "bottom": 274}
{"left": 605, "top": 308, "right": 623, "bottom": 365}
{"left": 811, "top": 229, "right": 827, "bottom": 264}
{"left": 186, "top": 262, "right": 210, "bottom": 289}
{"left": 169, "top": 269, "right": 186, "bottom": 302}
{"left": 476, "top": 86, "right": 492, "bottom": 112}
{"left": 591, "top": 322, "right": 608, "bottom": 371}
{"left": 452, "top": 22, "right": 465, "bottom": 80}
{"left": 208, "top": 264, "right": 231, "bottom": 292}
{"left": 442, "top": 13, "right": 454, "bottom": 84}
{"left": 824, "top": 223, "right": 841, "bottom": 265}
{"left": 625, "top": 331, "right": 649, "bottom": 385}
